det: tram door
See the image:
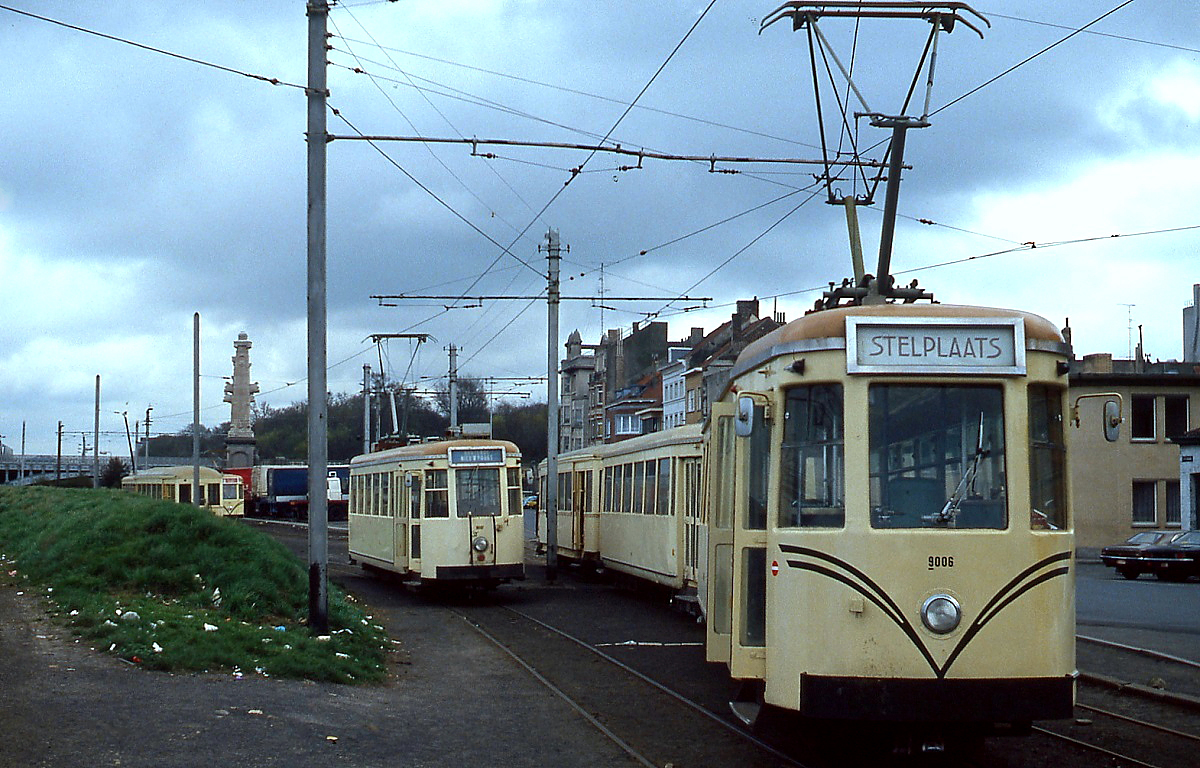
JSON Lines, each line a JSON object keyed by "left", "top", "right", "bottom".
{"left": 706, "top": 404, "right": 737, "bottom": 665}
{"left": 406, "top": 471, "right": 421, "bottom": 569}
{"left": 681, "top": 456, "right": 704, "bottom": 585}
{"left": 572, "top": 469, "right": 591, "bottom": 551}
{"left": 393, "top": 471, "right": 411, "bottom": 572}
{"left": 730, "top": 399, "right": 769, "bottom": 681}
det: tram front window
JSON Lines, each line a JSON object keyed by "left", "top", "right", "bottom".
{"left": 869, "top": 385, "right": 1007, "bottom": 529}
{"left": 455, "top": 468, "right": 502, "bottom": 517}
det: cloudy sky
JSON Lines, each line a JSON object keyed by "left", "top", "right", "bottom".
{"left": 1, "top": 1, "right": 1197, "bottom": 457}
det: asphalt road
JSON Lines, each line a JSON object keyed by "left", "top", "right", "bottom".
{"left": 1076, "top": 561, "right": 1200, "bottom": 661}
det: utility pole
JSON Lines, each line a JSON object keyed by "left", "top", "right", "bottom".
{"left": 144, "top": 406, "right": 153, "bottom": 469}
{"left": 56, "top": 421, "right": 62, "bottom": 482}
{"left": 448, "top": 344, "right": 459, "bottom": 431}
{"left": 362, "top": 364, "right": 372, "bottom": 454}
{"left": 19, "top": 421, "right": 25, "bottom": 484}
{"left": 306, "top": 0, "right": 330, "bottom": 635}
{"left": 542, "top": 229, "right": 562, "bottom": 583}
{"left": 193, "top": 312, "right": 202, "bottom": 507}
{"left": 118, "top": 411, "right": 135, "bottom": 473}
{"left": 93, "top": 375, "right": 100, "bottom": 489}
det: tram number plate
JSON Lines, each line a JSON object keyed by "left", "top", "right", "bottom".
{"left": 928, "top": 555, "right": 955, "bottom": 570}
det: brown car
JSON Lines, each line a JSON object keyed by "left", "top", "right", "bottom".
{"left": 1100, "top": 531, "right": 1180, "bottom": 580}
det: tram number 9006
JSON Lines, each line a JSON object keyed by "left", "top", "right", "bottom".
{"left": 928, "top": 555, "right": 954, "bottom": 570}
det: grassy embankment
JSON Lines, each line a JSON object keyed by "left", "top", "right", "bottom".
{"left": 0, "top": 485, "right": 387, "bottom": 683}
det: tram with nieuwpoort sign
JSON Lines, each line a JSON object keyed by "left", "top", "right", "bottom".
{"left": 348, "top": 439, "right": 526, "bottom": 587}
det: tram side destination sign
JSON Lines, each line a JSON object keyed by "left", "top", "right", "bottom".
{"left": 846, "top": 317, "right": 1026, "bottom": 375}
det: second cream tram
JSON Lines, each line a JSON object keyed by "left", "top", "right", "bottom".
{"left": 121, "top": 466, "right": 245, "bottom": 517}
{"left": 348, "top": 439, "right": 526, "bottom": 586}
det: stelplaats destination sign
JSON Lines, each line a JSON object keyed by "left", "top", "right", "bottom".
{"left": 845, "top": 316, "right": 1026, "bottom": 375}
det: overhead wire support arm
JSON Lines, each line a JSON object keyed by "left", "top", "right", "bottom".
{"left": 325, "top": 134, "right": 891, "bottom": 170}
{"left": 370, "top": 293, "right": 713, "bottom": 304}
{"left": 760, "top": 2, "right": 990, "bottom": 39}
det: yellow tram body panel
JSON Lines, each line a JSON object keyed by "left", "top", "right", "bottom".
{"left": 349, "top": 439, "right": 525, "bottom": 585}
{"left": 121, "top": 466, "right": 245, "bottom": 517}
{"left": 707, "top": 304, "right": 1076, "bottom": 724}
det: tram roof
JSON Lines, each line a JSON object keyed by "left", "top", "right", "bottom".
{"left": 123, "top": 465, "right": 231, "bottom": 482}
{"left": 735, "top": 303, "right": 1065, "bottom": 375}
{"left": 351, "top": 438, "right": 521, "bottom": 466}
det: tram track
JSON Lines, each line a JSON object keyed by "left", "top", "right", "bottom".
{"left": 452, "top": 601, "right": 814, "bottom": 768}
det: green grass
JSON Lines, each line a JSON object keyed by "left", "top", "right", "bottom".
{"left": 0, "top": 485, "right": 388, "bottom": 683}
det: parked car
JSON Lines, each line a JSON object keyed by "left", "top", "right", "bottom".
{"left": 1100, "top": 531, "right": 1179, "bottom": 579}
{"left": 1140, "top": 530, "right": 1200, "bottom": 582}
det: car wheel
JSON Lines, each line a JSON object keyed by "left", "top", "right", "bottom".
{"left": 1118, "top": 569, "right": 1139, "bottom": 580}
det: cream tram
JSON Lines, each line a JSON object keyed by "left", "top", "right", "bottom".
{"left": 540, "top": 425, "right": 705, "bottom": 592}
{"left": 706, "top": 303, "right": 1078, "bottom": 740}
{"left": 121, "top": 466, "right": 245, "bottom": 517}
{"left": 348, "top": 439, "right": 525, "bottom": 586}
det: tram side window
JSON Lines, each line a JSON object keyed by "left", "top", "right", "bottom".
{"left": 658, "top": 457, "right": 671, "bottom": 516}
{"left": 456, "top": 468, "right": 501, "bottom": 517}
{"left": 869, "top": 385, "right": 1007, "bottom": 530}
{"left": 507, "top": 468, "right": 521, "bottom": 515}
{"left": 645, "top": 460, "right": 658, "bottom": 515}
{"left": 1029, "top": 385, "right": 1067, "bottom": 530}
{"left": 207, "top": 483, "right": 220, "bottom": 505}
{"left": 603, "top": 466, "right": 614, "bottom": 513}
{"left": 425, "top": 469, "right": 449, "bottom": 518}
{"left": 409, "top": 473, "right": 421, "bottom": 519}
{"left": 621, "top": 463, "right": 634, "bottom": 514}
{"left": 380, "top": 473, "right": 390, "bottom": 517}
{"left": 558, "top": 472, "right": 573, "bottom": 513}
{"left": 781, "top": 385, "right": 845, "bottom": 528}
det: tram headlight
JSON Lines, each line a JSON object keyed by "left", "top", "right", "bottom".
{"left": 920, "top": 594, "right": 962, "bottom": 634}
{"left": 472, "top": 536, "right": 490, "bottom": 553}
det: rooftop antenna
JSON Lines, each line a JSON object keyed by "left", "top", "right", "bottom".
{"left": 761, "top": 2, "right": 990, "bottom": 309}
{"left": 1118, "top": 303, "right": 1136, "bottom": 359}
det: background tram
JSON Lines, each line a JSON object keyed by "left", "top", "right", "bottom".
{"left": 121, "top": 466, "right": 245, "bottom": 517}
{"left": 539, "top": 425, "right": 705, "bottom": 594}
{"left": 705, "top": 303, "right": 1078, "bottom": 739}
{"left": 348, "top": 439, "right": 525, "bottom": 587}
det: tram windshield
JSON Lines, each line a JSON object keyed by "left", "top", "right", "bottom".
{"left": 455, "top": 467, "right": 502, "bottom": 517}
{"left": 869, "top": 385, "right": 1007, "bottom": 529}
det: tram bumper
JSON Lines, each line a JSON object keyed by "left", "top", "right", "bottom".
{"left": 796, "top": 673, "right": 1076, "bottom": 723}
{"left": 433, "top": 563, "right": 526, "bottom": 581}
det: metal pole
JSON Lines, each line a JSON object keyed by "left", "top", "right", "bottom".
{"left": 19, "top": 421, "right": 25, "bottom": 483}
{"left": 306, "top": 0, "right": 330, "bottom": 635}
{"left": 448, "top": 344, "right": 459, "bottom": 431}
{"left": 362, "top": 364, "right": 371, "bottom": 454}
{"left": 544, "top": 229, "right": 561, "bottom": 583}
{"left": 193, "top": 312, "right": 202, "bottom": 506}
{"left": 874, "top": 119, "right": 919, "bottom": 295}
{"left": 56, "top": 421, "right": 62, "bottom": 482}
{"left": 843, "top": 197, "right": 866, "bottom": 285}
{"left": 93, "top": 375, "right": 100, "bottom": 489}
{"left": 145, "top": 406, "right": 152, "bottom": 469}
{"left": 122, "top": 413, "right": 135, "bottom": 472}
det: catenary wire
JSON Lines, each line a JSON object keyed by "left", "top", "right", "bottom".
{"left": 0, "top": 4, "right": 304, "bottom": 90}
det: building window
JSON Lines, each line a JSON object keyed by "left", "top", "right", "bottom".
{"left": 686, "top": 388, "right": 697, "bottom": 412}
{"left": 1165, "top": 396, "right": 1189, "bottom": 440}
{"left": 1166, "top": 480, "right": 1181, "bottom": 526}
{"left": 1131, "top": 395, "right": 1156, "bottom": 441}
{"left": 1132, "top": 480, "right": 1156, "bottom": 525}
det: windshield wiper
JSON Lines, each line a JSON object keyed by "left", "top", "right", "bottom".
{"left": 929, "top": 412, "right": 987, "bottom": 526}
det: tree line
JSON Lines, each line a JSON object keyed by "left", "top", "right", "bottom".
{"left": 146, "top": 379, "right": 548, "bottom": 466}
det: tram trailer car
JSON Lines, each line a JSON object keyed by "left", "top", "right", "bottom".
{"left": 704, "top": 303, "right": 1080, "bottom": 744}
{"left": 121, "top": 466, "right": 245, "bottom": 517}
{"left": 348, "top": 439, "right": 525, "bottom": 587}
{"left": 541, "top": 426, "right": 705, "bottom": 597}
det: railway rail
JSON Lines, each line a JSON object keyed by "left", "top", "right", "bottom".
{"left": 266, "top": 523, "right": 1200, "bottom": 767}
